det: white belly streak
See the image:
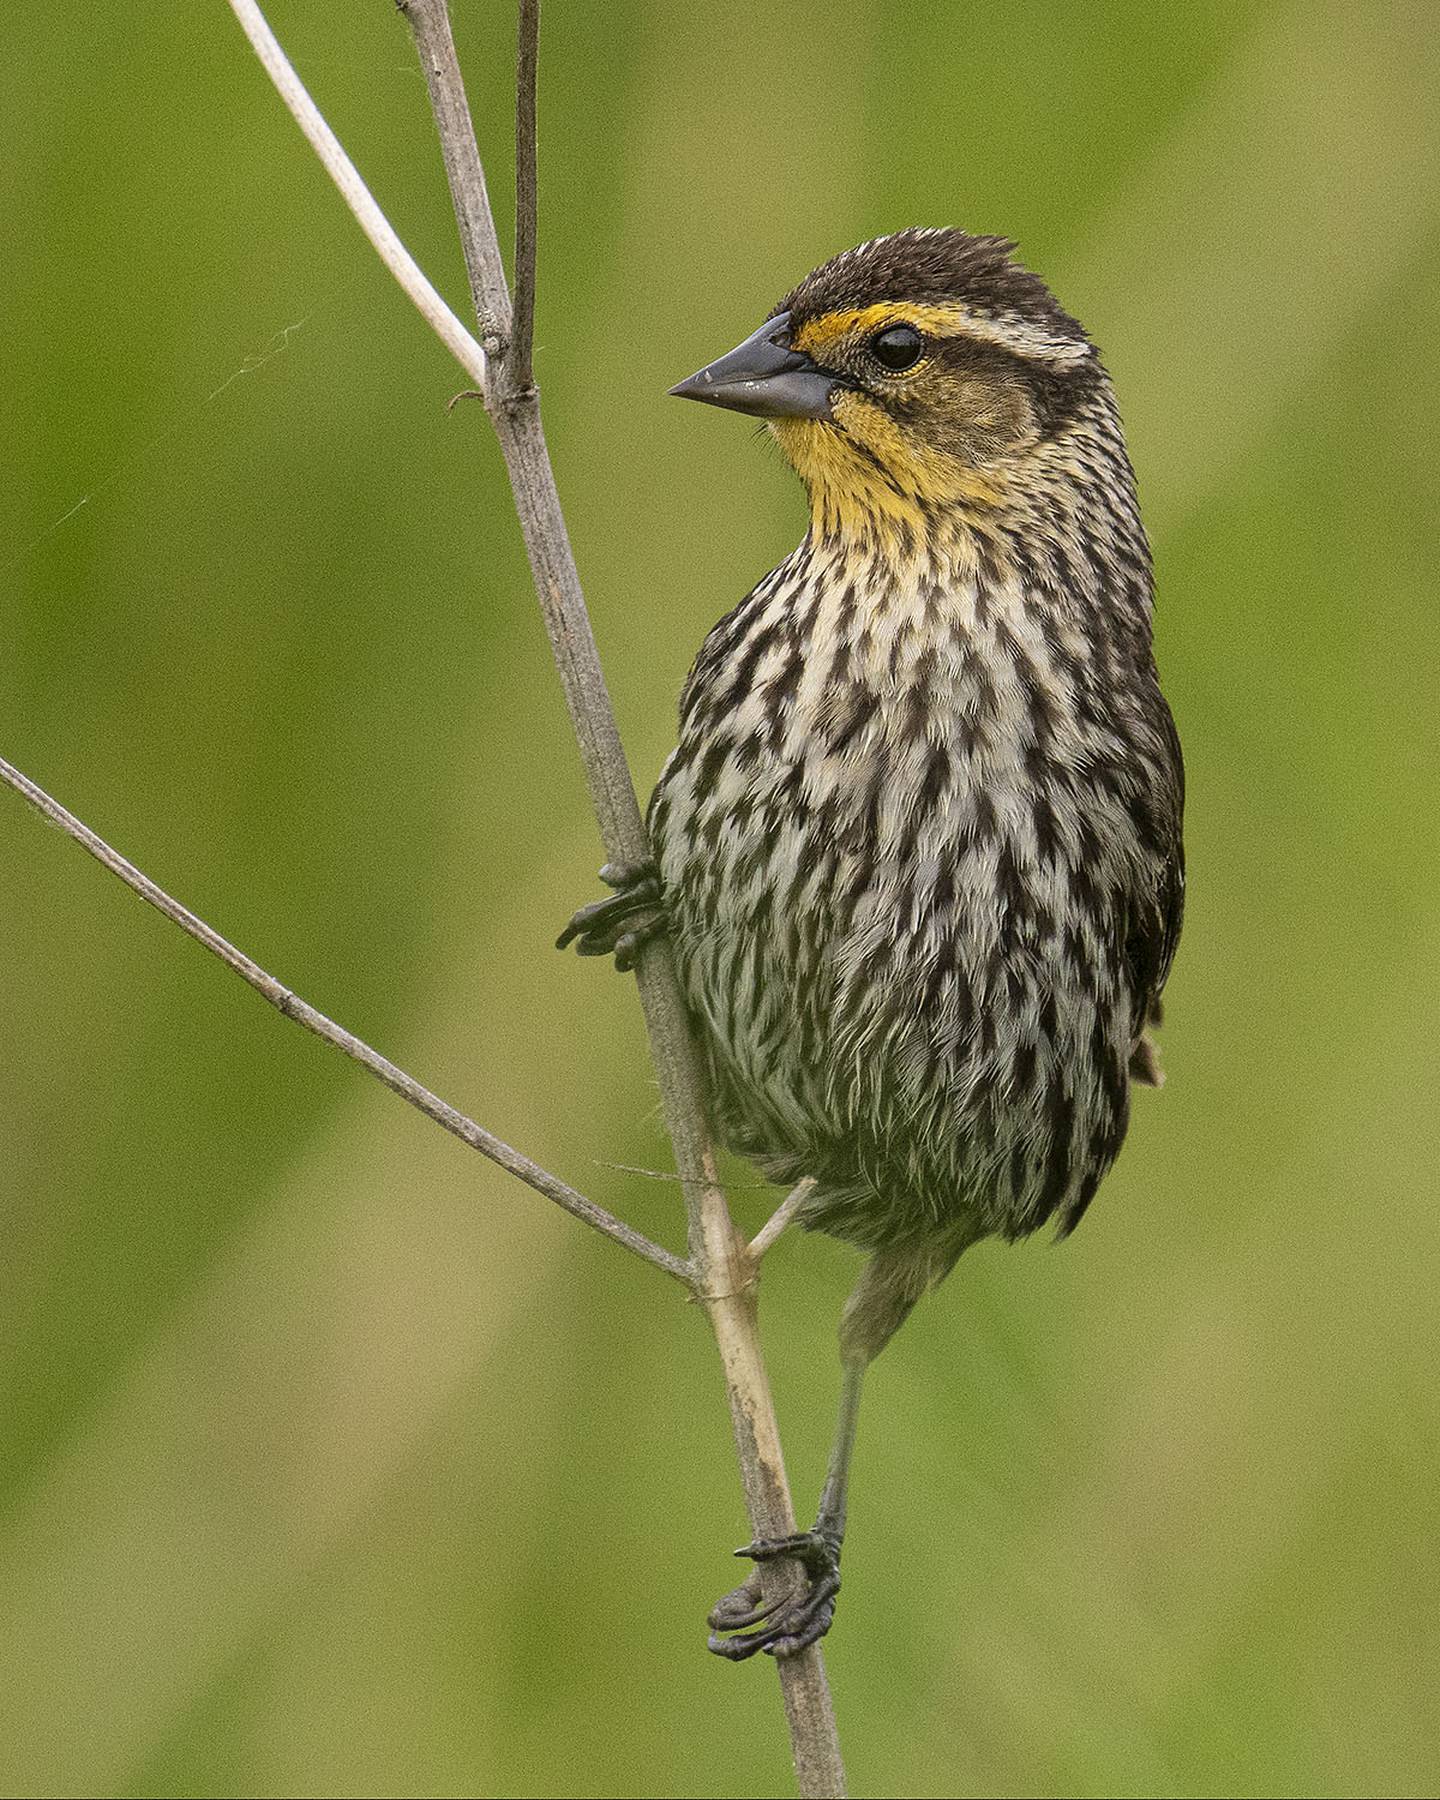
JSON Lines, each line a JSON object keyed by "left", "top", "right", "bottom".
{"left": 657, "top": 552, "right": 1145, "bottom": 1224}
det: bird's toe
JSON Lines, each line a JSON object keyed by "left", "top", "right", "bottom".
{"left": 706, "top": 1529, "right": 842, "bottom": 1661}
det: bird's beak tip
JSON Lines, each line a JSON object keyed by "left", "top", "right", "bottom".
{"left": 668, "top": 314, "right": 839, "bottom": 421}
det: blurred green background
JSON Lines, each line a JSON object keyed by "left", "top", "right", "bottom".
{"left": 2, "top": 1, "right": 1437, "bottom": 1794}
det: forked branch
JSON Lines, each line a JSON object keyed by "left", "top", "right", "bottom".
{"left": 199, "top": 2, "right": 843, "bottom": 1790}
{"left": 392, "top": 5, "right": 844, "bottom": 1790}
{"left": 2, "top": 15, "right": 841, "bottom": 1774}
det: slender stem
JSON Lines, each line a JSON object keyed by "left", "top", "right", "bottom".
{"left": 748, "top": 1180, "right": 814, "bottom": 1263}
{"left": 511, "top": 0, "right": 540, "bottom": 392}
{"left": 395, "top": 1, "right": 512, "bottom": 366}
{"left": 224, "top": 0, "right": 488, "bottom": 386}
{"left": 0, "top": 754, "right": 690, "bottom": 1286}
{"left": 395, "top": 5, "right": 845, "bottom": 1792}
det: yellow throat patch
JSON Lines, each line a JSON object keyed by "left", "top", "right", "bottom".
{"left": 769, "top": 301, "right": 1031, "bottom": 545}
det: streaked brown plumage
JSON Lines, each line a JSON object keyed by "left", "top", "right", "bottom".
{"left": 562, "top": 228, "right": 1184, "bottom": 1658}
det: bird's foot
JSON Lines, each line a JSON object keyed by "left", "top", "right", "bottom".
{"left": 555, "top": 861, "right": 665, "bottom": 972}
{"left": 706, "top": 1528, "right": 842, "bottom": 1660}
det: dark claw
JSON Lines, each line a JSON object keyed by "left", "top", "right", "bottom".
{"left": 706, "top": 1570, "right": 775, "bottom": 1633}
{"left": 597, "top": 861, "right": 646, "bottom": 888}
{"left": 613, "top": 922, "right": 662, "bottom": 971}
{"left": 556, "top": 860, "right": 665, "bottom": 964}
{"left": 706, "top": 1529, "right": 842, "bottom": 1661}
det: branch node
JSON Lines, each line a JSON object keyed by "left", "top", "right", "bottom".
{"left": 693, "top": 1270, "right": 758, "bottom": 1306}
{"left": 501, "top": 382, "right": 540, "bottom": 417}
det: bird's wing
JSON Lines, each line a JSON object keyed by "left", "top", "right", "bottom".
{"left": 1125, "top": 703, "right": 1185, "bottom": 1085}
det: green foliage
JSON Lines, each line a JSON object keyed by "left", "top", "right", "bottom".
{"left": 2, "top": 1, "right": 1437, "bottom": 1793}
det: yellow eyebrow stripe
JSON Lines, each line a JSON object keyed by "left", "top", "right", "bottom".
{"left": 793, "top": 299, "right": 1093, "bottom": 368}
{"left": 792, "top": 303, "right": 973, "bottom": 357}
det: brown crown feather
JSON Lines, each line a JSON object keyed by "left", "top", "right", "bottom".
{"left": 772, "top": 227, "right": 1092, "bottom": 351}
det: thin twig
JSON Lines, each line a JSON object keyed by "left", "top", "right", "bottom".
{"left": 0, "top": 754, "right": 690, "bottom": 1287}
{"left": 225, "top": 0, "right": 487, "bottom": 386}
{"left": 511, "top": 0, "right": 539, "bottom": 391}
{"left": 748, "top": 1181, "right": 814, "bottom": 1264}
{"left": 395, "top": 1, "right": 644, "bottom": 858}
{"left": 393, "top": 5, "right": 846, "bottom": 1793}
{"left": 395, "top": 0, "right": 512, "bottom": 361}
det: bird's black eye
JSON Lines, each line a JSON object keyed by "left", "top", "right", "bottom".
{"left": 869, "top": 323, "right": 924, "bottom": 372}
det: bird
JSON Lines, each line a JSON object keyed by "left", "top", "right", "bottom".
{"left": 559, "top": 227, "right": 1185, "bottom": 1659}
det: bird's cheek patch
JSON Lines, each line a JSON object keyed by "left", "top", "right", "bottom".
{"left": 830, "top": 393, "right": 950, "bottom": 491}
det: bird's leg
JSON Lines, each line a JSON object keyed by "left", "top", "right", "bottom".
{"left": 555, "top": 860, "right": 665, "bottom": 971}
{"left": 707, "top": 1239, "right": 966, "bottom": 1661}
{"left": 707, "top": 1356, "right": 866, "bottom": 1661}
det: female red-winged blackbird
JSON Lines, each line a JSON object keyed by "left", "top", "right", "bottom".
{"left": 561, "top": 228, "right": 1184, "bottom": 1659}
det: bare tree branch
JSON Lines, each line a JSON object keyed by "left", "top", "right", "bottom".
{"left": 395, "top": 3, "right": 512, "bottom": 360}
{"left": 225, "top": 0, "right": 489, "bottom": 385}
{"left": 393, "top": 5, "right": 846, "bottom": 1793}
{"left": 511, "top": 0, "right": 540, "bottom": 392}
{"left": 214, "top": 3, "right": 846, "bottom": 1788}
{"left": 0, "top": 753, "right": 690, "bottom": 1286}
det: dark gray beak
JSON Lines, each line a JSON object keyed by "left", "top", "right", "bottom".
{"left": 668, "top": 311, "right": 840, "bottom": 420}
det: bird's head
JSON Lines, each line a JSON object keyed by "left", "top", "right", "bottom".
{"left": 671, "top": 228, "right": 1107, "bottom": 548}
